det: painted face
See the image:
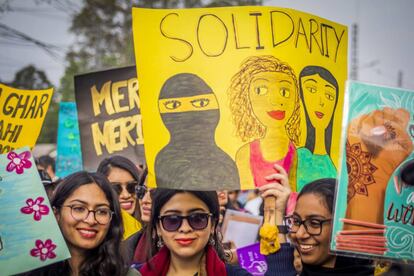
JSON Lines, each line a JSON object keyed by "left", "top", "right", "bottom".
{"left": 107, "top": 167, "right": 137, "bottom": 215}
{"left": 138, "top": 187, "right": 153, "bottom": 223}
{"left": 156, "top": 193, "right": 213, "bottom": 260}
{"left": 55, "top": 183, "right": 111, "bottom": 252}
{"left": 290, "top": 193, "right": 334, "bottom": 268}
{"left": 301, "top": 74, "right": 337, "bottom": 130}
{"left": 249, "top": 71, "right": 296, "bottom": 128}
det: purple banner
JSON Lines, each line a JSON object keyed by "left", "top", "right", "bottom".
{"left": 237, "top": 242, "right": 268, "bottom": 275}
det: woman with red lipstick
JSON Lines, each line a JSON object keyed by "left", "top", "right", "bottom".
{"left": 22, "top": 171, "right": 140, "bottom": 276}
{"left": 140, "top": 189, "right": 250, "bottom": 276}
{"left": 265, "top": 178, "right": 374, "bottom": 275}
{"left": 296, "top": 66, "right": 339, "bottom": 191}
{"left": 228, "top": 55, "right": 301, "bottom": 190}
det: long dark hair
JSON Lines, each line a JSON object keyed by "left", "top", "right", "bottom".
{"left": 97, "top": 155, "right": 141, "bottom": 183}
{"left": 299, "top": 66, "right": 339, "bottom": 155}
{"left": 147, "top": 189, "right": 226, "bottom": 261}
{"left": 297, "top": 178, "right": 336, "bottom": 214}
{"left": 51, "top": 171, "right": 126, "bottom": 276}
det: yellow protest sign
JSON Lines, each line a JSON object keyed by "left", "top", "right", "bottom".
{"left": 133, "top": 6, "right": 348, "bottom": 190}
{"left": 0, "top": 83, "right": 53, "bottom": 154}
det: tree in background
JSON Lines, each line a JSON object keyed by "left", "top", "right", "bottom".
{"left": 58, "top": 0, "right": 262, "bottom": 101}
{"left": 7, "top": 65, "right": 59, "bottom": 144}
{"left": 10, "top": 65, "right": 52, "bottom": 90}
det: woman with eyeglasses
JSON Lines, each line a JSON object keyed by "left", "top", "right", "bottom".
{"left": 265, "top": 178, "right": 374, "bottom": 275}
{"left": 22, "top": 171, "right": 140, "bottom": 276}
{"left": 139, "top": 189, "right": 250, "bottom": 276}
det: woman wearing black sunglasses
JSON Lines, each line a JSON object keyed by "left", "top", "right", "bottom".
{"left": 97, "top": 156, "right": 142, "bottom": 218}
{"left": 127, "top": 168, "right": 156, "bottom": 269}
{"left": 140, "top": 189, "right": 250, "bottom": 276}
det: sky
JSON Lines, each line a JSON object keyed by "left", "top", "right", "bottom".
{"left": 0, "top": 0, "right": 413, "bottom": 90}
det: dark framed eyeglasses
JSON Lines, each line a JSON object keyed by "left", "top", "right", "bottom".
{"left": 110, "top": 181, "right": 138, "bottom": 195}
{"left": 159, "top": 213, "right": 212, "bottom": 232}
{"left": 284, "top": 215, "right": 331, "bottom": 236}
{"left": 63, "top": 204, "right": 114, "bottom": 225}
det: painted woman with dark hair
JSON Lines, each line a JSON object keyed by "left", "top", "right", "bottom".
{"left": 228, "top": 56, "right": 300, "bottom": 189}
{"left": 296, "top": 66, "right": 339, "bottom": 191}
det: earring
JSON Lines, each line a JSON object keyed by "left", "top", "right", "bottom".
{"left": 157, "top": 236, "right": 164, "bottom": 248}
{"left": 208, "top": 236, "right": 215, "bottom": 246}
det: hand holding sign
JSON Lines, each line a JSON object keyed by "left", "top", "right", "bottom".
{"left": 260, "top": 164, "right": 291, "bottom": 216}
{"left": 345, "top": 107, "right": 413, "bottom": 229}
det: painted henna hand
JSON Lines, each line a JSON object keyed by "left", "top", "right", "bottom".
{"left": 345, "top": 108, "right": 413, "bottom": 228}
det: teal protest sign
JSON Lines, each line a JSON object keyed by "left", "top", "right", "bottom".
{"left": 332, "top": 81, "right": 414, "bottom": 261}
{"left": 56, "top": 102, "right": 83, "bottom": 178}
{"left": 0, "top": 147, "right": 70, "bottom": 274}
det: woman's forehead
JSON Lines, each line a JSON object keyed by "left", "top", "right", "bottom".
{"left": 160, "top": 193, "right": 209, "bottom": 213}
{"left": 64, "top": 183, "right": 110, "bottom": 206}
{"left": 295, "top": 193, "right": 330, "bottom": 217}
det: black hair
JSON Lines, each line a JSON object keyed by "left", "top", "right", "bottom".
{"left": 147, "top": 189, "right": 226, "bottom": 262}
{"left": 299, "top": 66, "right": 339, "bottom": 155}
{"left": 97, "top": 155, "right": 141, "bottom": 183}
{"left": 37, "top": 155, "right": 56, "bottom": 173}
{"left": 297, "top": 178, "right": 336, "bottom": 214}
{"left": 50, "top": 171, "right": 126, "bottom": 276}
{"left": 97, "top": 155, "right": 143, "bottom": 218}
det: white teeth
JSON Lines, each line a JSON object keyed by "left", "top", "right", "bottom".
{"left": 300, "top": 244, "right": 314, "bottom": 250}
{"left": 79, "top": 229, "right": 95, "bottom": 235}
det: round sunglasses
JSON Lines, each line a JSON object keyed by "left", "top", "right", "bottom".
{"left": 110, "top": 181, "right": 138, "bottom": 195}
{"left": 158, "top": 213, "right": 212, "bottom": 232}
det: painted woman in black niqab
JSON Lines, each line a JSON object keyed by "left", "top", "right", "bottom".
{"left": 155, "top": 73, "right": 240, "bottom": 190}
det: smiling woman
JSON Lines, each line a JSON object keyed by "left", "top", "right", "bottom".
{"left": 265, "top": 178, "right": 374, "bottom": 275}
{"left": 20, "top": 171, "right": 140, "bottom": 276}
{"left": 98, "top": 156, "right": 142, "bottom": 217}
{"left": 140, "top": 189, "right": 250, "bottom": 276}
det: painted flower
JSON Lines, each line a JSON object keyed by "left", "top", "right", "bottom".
{"left": 30, "top": 239, "right": 57, "bottom": 261}
{"left": 6, "top": 151, "right": 32, "bottom": 174}
{"left": 21, "top": 197, "right": 50, "bottom": 221}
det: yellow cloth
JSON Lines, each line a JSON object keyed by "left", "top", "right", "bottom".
{"left": 259, "top": 223, "right": 280, "bottom": 255}
{"left": 374, "top": 262, "right": 391, "bottom": 276}
{"left": 121, "top": 209, "right": 142, "bottom": 240}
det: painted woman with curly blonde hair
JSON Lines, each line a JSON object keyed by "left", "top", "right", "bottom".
{"left": 228, "top": 55, "right": 300, "bottom": 189}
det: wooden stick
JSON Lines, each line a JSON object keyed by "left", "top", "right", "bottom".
{"left": 264, "top": 196, "right": 276, "bottom": 225}
{"left": 341, "top": 218, "right": 386, "bottom": 229}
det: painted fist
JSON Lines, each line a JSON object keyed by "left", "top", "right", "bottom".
{"left": 345, "top": 108, "right": 413, "bottom": 228}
